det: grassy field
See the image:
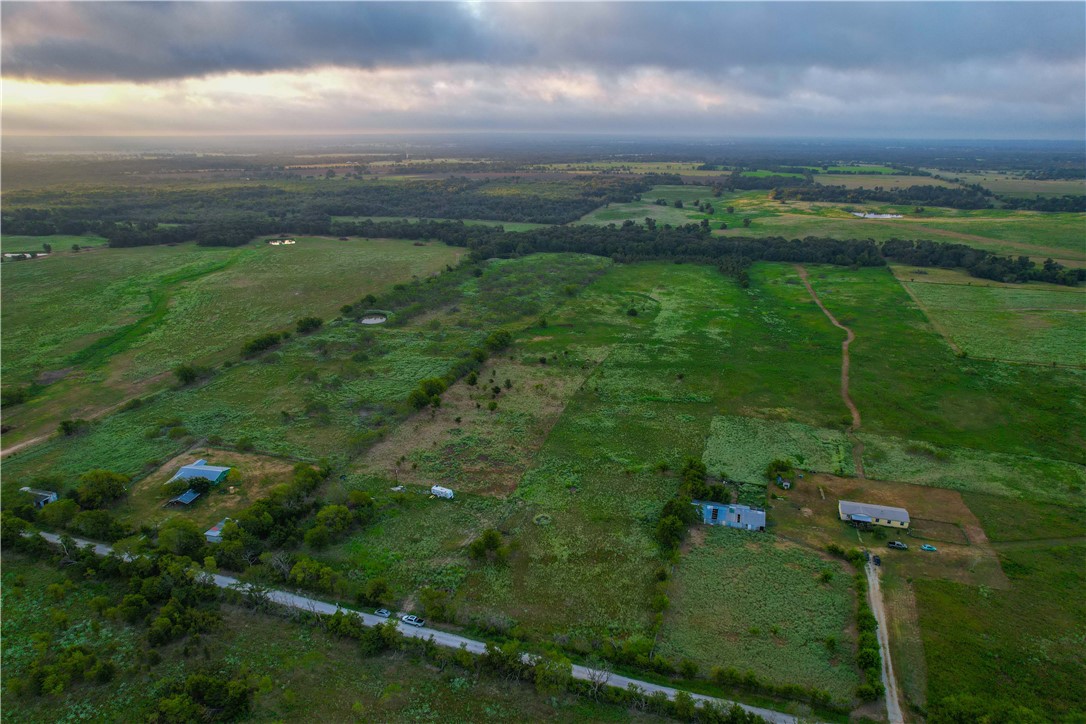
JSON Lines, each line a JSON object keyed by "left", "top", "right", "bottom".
{"left": 797, "top": 265, "right": 1086, "bottom": 465}
{"left": 575, "top": 184, "right": 1086, "bottom": 266}
{"left": 1, "top": 238, "right": 463, "bottom": 448}
{"left": 332, "top": 216, "right": 551, "bottom": 232}
{"left": 928, "top": 170, "right": 1086, "bottom": 197}
{"left": 703, "top": 416, "right": 854, "bottom": 484}
{"left": 812, "top": 174, "right": 956, "bottom": 190}
{"left": 914, "top": 543, "right": 1086, "bottom": 720}
{"left": 898, "top": 272, "right": 1086, "bottom": 367}
{"left": 656, "top": 527, "right": 861, "bottom": 705}
{"left": 1, "top": 253, "right": 609, "bottom": 498}
{"left": 1, "top": 234, "right": 109, "bottom": 252}
{"left": 0, "top": 554, "right": 666, "bottom": 724}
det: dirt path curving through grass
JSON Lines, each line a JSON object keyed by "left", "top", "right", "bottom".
{"left": 795, "top": 265, "right": 865, "bottom": 478}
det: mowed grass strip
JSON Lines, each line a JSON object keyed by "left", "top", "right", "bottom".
{"left": 900, "top": 278, "right": 1086, "bottom": 366}
{"left": 656, "top": 527, "right": 861, "bottom": 705}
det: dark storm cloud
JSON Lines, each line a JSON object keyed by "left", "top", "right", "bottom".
{"left": 3, "top": 2, "right": 1083, "bottom": 83}
{"left": 1, "top": 2, "right": 517, "bottom": 82}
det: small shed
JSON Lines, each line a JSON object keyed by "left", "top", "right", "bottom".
{"left": 431, "top": 485, "right": 454, "bottom": 499}
{"left": 693, "top": 500, "right": 766, "bottom": 532}
{"left": 168, "top": 459, "right": 231, "bottom": 486}
{"left": 205, "top": 519, "right": 229, "bottom": 543}
{"left": 163, "top": 489, "right": 201, "bottom": 507}
{"left": 19, "top": 486, "right": 58, "bottom": 508}
{"left": 838, "top": 500, "right": 910, "bottom": 529}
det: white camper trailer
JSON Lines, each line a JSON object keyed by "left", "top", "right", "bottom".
{"left": 430, "top": 485, "right": 454, "bottom": 499}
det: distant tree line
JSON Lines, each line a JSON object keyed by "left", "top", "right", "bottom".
{"left": 882, "top": 239, "right": 1085, "bottom": 286}
{"left": 0, "top": 175, "right": 677, "bottom": 240}
{"left": 775, "top": 183, "right": 995, "bottom": 210}
{"left": 997, "top": 195, "right": 1086, "bottom": 212}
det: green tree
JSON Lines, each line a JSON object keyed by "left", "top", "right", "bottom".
{"left": 73, "top": 469, "right": 129, "bottom": 509}
{"left": 295, "top": 316, "right": 323, "bottom": 334}
{"left": 38, "top": 499, "right": 79, "bottom": 528}
{"left": 158, "top": 518, "right": 205, "bottom": 557}
{"left": 533, "top": 651, "right": 573, "bottom": 696}
{"left": 314, "top": 505, "right": 353, "bottom": 535}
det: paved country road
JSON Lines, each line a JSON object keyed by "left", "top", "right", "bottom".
{"left": 38, "top": 532, "right": 809, "bottom": 724}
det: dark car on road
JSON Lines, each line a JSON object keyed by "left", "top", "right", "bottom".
{"left": 888, "top": 541, "right": 908, "bottom": 550}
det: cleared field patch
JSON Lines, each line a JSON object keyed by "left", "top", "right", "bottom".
{"left": 656, "top": 526, "right": 861, "bottom": 705}
{"left": 115, "top": 447, "right": 298, "bottom": 529}
{"left": 702, "top": 416, "right": 853, "bottom": 506}
{"left": 359, "top": 355, "right": 599, "bottom": 496}
{"left": 858, "top": 432, "right": 1086, "bottom": 505}
{"left": 898, "top": 276, "right": 1086, "bottom": 366}
{"left": 772, "top": 473, "right": 1008, "bottom": 590}
{"left": 961, "top": 492, "right": 1086, "bottom": 543}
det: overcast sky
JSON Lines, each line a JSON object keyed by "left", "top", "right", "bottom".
{"left": 3, "top": 2, "right": 1083, "bottom": 139}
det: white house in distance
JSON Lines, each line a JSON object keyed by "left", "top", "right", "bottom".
{"left": 838, "top": 500, "right": 910, "bottom": 529}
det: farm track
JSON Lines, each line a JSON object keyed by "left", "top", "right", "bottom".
{"left": 35, "top": 532, "right": 808, "bottom": 724}
{"left": 865, "top": 561, "right": 905, "bottom": 724}
{"left": 795, "top": 265, "right": 865, "bottom": 478}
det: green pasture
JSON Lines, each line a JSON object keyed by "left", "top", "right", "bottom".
{"left": 0, "top": 254, "right": 605, "bottom": 494}
{"left": 915, "top": 543, "right": 1086, "bottom": 719}
{"left": 575, "top": 184, "right": 1085, "bottom": 266}
{"left": 0, "top": 238, "right": 462, "bottom": 448}
{"left": 657, "top": 527, "right": 860, "bottom": 705}
{"left": 813, "top": 174, "right": 956, "bottom": 190}
{"left": 928, "top": 170, "right": 1086, "bottom": 197}
{"left": 703, "top": 416, "right": 854, "bottom": 484}
{"left": 859, "top": 433, "right": 1085, "bottom": 505}
{"left": 0, "top": 234, "right": 109, "bottom": 252}
{"left": 796, "top": 265, "right": 1086, "bottom": 464}
{"left": 697, "top": 413, "right": 1084, "bottom": 507}
{"left": 901, "top": 280, "right": 1086, "bottom": 366}
{"left": 332, "top": 216, "right": 550, "bottom": 232}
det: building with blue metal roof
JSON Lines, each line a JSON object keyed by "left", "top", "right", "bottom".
{"left": 168, "top": 459, "right": 231, "bottom": 485}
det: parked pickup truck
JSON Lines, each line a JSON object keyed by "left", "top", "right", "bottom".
{"left": 887, "top": 541, "right": 909, "bottom": 550}
{"left": 400, "top": 614, "right": 426, "bottom": 627}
